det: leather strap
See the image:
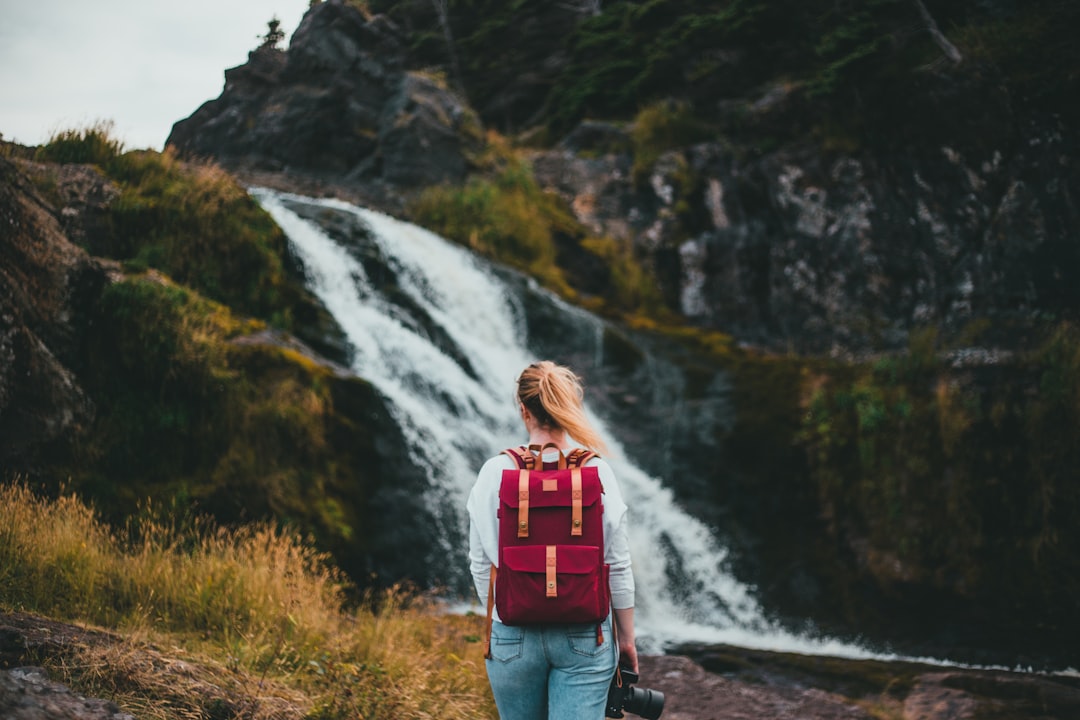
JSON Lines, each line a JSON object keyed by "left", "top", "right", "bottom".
{"left": 484, "top": 564, "right": 497, "bottom": 659}
{"left": 570, "top": 467, "right": 583, "bottom": 536}
{"left": 608, "top": 603, "right": 617, "bottom": 651}
{"left": 517, "top": 469, "right": 530, "bottom": 538}
{"left": 530, "top": 442, "right": 567, "bottom": 469}
{"left": 567, "top": 448, "right": 596, "bottom": 468}
{"left": 546, "top": 545, "right": 558, "bottom": 598}
{"left": 503, "top": 446, "right": 534, "bottom": 470}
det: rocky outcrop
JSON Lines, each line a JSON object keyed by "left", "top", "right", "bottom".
{"left": 166, "top": 0, "right": 482, "bottom": 208}
{"left": 531, "top": 90, "right": 1079, "bottom": 355}
{"left": 6, "top": 610, "right": 1076, "bottom": 720}
{"left": 0, "top": 612, "right": 302, "bottom": 720}
{"left": 0, "top": 668, "right": 133, "bottom": 720}
{"left": 0, "top": 156, "right": 110, "bottom": 473}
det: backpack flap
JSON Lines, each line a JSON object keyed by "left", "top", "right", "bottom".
{"left": 502, "top": 544, "right": 603, "bottom": 576}
{"left": 497, "top": 544, "right": 609, "bottom": 624}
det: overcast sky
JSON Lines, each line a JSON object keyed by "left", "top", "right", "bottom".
{"left": 0, "top": 0, "right": 313, "bottom": 151}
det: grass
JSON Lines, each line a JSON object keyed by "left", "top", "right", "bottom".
{"left": 33, "top": 122, "right": 303, "bottom": 330}
{"left": 0, "top": 482, "right": 496, "bottom": 719}
{"left": 34, "top": 119, "right": 125, "bottom": 165}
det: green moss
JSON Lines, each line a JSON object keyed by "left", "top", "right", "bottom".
{"left": 57, "top": 275, "right": 385, "bottom": 584}
{"left": 409, "top": 166, "right": 566, "bottom": 289}
{"left": 580, "top": 235, "right": 665, "bottom": 313}
{"left": 407, "top": 154, "right": 666, "bottom": 320}
{"left": 96, "top": 149, "right": 300, "bottom": 328}
{"left": 631, "top": 100, "right": 716, "bottom": 184}
{"left": 797, "top": 322, "right": 1080, "bottom": 624}
{"left": 30, "top": 124, "right": 306, "bottom": 332}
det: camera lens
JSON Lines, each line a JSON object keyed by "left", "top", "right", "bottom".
{"left": 624, "top": 686, "right": 665, "bottom": 720}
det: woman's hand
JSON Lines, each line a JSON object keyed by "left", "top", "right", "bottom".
{"left": 613, "top": 607, "right": 638, "bottom": 673}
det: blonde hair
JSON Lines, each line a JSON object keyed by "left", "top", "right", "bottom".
{"left": 517, "top": 361, "right": 607, "bottom": 453}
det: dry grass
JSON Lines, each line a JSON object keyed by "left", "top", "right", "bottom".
{"left": 0, "top": 482, "right": 495, "bottom": 719}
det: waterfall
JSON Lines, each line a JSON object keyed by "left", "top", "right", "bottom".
{"left": 252, "top": 188, "right": 880, "bottom": 659}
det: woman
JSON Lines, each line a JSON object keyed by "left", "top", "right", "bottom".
{"left": 467, "top": 361, "right": 637, "bottom": 720}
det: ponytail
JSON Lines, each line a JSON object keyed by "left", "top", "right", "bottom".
{"left": 517, "top": 361, "right": 607, "bottom": 454}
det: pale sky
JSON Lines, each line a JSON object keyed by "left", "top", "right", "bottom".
{"left": 0, "top": 0, "right": 313, "bottom": 151}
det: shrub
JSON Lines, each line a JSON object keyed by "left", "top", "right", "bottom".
{"left": 409, "top": 157, "right": 571, "bottom": 294}
{"left": 99, "top": 148, "right": 299, "bottom": 327}
{"left": 35, "top": 120, "right": 124, "bottom": 166}
{"left": 631, "top": 99, "right": 715, "bottom": 184}
{"left": 408, "top": 151, "right": 668, "bottom": 319}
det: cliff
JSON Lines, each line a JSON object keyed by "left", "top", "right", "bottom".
{"left": 168, "top": 0, "right": 1079, "bottom": 355}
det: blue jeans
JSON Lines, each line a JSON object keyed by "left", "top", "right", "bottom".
{"left": 486, "top": 615, "right": 617, "bottom": 720}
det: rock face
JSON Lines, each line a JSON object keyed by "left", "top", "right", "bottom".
{"left": 0, "top": 156, "right": 110, "bottom": 472}
{"left": 166, "top": 2, "right": 1079, "bottom": 357}
{"left": 532, "top": 97, "right": 1079, "bottom": 354}
{"left": 167, "top": 0, "right": 482, "bottom": 205}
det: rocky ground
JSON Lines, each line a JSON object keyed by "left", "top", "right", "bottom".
{"left": 640, "top": 644, "right": 1080, "bottom": 720}
{"left": 2, "top": 611, "right": 1077, "bottom": 719}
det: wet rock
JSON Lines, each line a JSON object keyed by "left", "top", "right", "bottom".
{"left": 640, "top": 654, "right": 874, "bottom": 720}
{"left": 656, "top": 644, "right": 1080, "bottom": 720}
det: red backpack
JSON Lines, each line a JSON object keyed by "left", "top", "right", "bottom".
{"left": 484, "top": 443, "right": 610, "bottom": 657}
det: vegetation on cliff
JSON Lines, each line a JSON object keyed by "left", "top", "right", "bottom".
{"left": 797, "top": 324, "right": 1080, "bottom": 639}
{"left": 409, "top": 136, "right": 665, "bottom": 319}
{"left": 13, "top": 125, "right": 438, "bottom": 591}
{"left": 362, "top": 0, "right": 1080, "bottom": 655}
{"left": 6, "top": 0, "right": 1079, "bottom": 671}
{"left": 372, "top": 0, "right": 1079, "bottom": 144}
{"left": 36, "top": 122, "right": 307, "bottom": 328}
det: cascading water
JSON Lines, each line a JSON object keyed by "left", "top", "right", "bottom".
{"left": 252, "top": 188, "right": 881, "bottom": 659}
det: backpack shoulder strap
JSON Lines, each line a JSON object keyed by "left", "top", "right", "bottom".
{"left": 502, "top": 446, "right": 535, "bottom": 470}
{"left": 566, "top": 448, "right": 598, "bottom": 468}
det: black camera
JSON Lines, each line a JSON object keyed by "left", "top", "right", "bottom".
{"left": 606, "top": 669, "right": 665, "bottom": 719}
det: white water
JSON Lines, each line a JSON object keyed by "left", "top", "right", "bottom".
{"left": 252, "top": 187, "right": 896, "bottom": 661}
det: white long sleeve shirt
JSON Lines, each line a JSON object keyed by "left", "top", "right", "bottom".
{"left": 467, "top": 451, "right": 635, "bottom": 622}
